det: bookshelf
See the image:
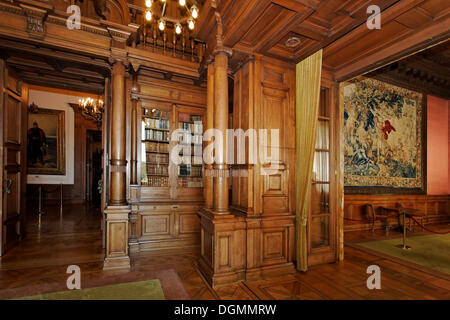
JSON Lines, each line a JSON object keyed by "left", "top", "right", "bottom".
{"left": 177, "top": 112, "right": 203, "bottom": 188}
{"left": 141, "top": 108, "right": 170, "bottom": 187}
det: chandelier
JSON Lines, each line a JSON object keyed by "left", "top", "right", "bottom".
{"left": 78, "top": 97, "right": 104, "bottom": 126}
{"left": 143, "top": 0, "right": 199, "bottom": 34}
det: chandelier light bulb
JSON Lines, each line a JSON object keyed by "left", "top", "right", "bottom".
{"left": 159, "top": 19, "right": 165, "bottom": 31}
{"left": 179, "top": 0, "right": 186, "bottom": 6}
{"left": 145, "top": 10, "right": 152, "bottom": 21}
{"left": 188, "top": 19, "right": 195, "bottom": 30}
{"left": 191, "top": 5, "right": 198, "bottom": 19}
{"left": 160, "top": 0, "right": 166, "bottom": 2}
{"left": 175, "top": 23, "right": 182, "bottom": 35}
{"left": 145, "top": 0, "right": 152, "bottom": 8}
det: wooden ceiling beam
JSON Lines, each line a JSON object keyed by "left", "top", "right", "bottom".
{"left": 221, "top": 0, "right": 273, "bottom": 48}
{"left": 333, "top": 13, "right": 450, "bottom": 81}
{"left": 271, "top": 0, "right": 318, "bottom": 11}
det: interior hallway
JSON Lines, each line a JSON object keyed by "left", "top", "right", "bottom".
{"left": 0, "top": 204, "right": 448, "bottom": 300}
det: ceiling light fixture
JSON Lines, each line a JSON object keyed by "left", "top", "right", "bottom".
{"left": 188, "top": 18, "right": 194, "bottom": 30}
{"left": 175, "top": 22, "right": 182, "bottom": 34}
{"left": 141, "top": 0, "right": 200, "bottom": 35}
{"left": 158, "top": 19, "right": 165, "bottom": 31}
{"left": 285, "top": 36, "right": 301, "bottom": 48}
{"left": 145, "top": 10, "right": 152, "bottom": 21}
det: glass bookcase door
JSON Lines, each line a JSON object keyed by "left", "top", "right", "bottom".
{"left": 141, "top": 108, "right": 170, "bottom": 187}
{"left": 310, "top": 88, "right": 333, "bottom": 250}
{"left": 177, "top": 112, "right": 203, "bottom": 188}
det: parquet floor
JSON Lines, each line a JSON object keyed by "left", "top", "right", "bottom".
{"left": 0, "top": 203, "right": 448, "bottom": 300}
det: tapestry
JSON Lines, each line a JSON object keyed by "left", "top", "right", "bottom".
{"left": 343, "top": 78, "right": 425, "bottom": 193}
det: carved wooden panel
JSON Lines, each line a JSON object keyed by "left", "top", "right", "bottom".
{"left": 261, "top": 228, "right": 288, "bottom": 266}
{"left": 217, "top": 234, "right": 231, "bottom": 268}
{"left": 108, "top": 222, "right": 127, "bottom": 256}
{"left": 179, "top": 213, "right": 201, "bottom": 235}
{"left": 202, "top": 228, "right": 213, "bottom": 266}
{"left": 344, "top": 194, "right": 450, "bottom": 232}
{"left": 142, "top": 213, "right": 172, "bottom": 237}
{"left": 6, "top": 96, "right": 21, "bottom": 144}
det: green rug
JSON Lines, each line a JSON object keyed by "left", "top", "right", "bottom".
{"left": 357, "top": 234, "right": 450, "bottom": 275}
{"left": 15, "top": 280, "right": 165, "bottom": 300}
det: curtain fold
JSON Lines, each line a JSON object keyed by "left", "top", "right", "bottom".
{"left": 295, "top": 50, "right": 323, "bottom": 272}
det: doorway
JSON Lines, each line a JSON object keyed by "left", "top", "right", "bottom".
{"left": 86, "top": 130, "right": 102, "bottom": 208}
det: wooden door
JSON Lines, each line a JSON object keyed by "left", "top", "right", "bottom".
{"left": 0, "top": 60, "right": 27, "bottom": 256}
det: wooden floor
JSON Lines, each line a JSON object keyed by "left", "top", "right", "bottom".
{"left": 0, "top": 203, "right": 449, "bottom": 300}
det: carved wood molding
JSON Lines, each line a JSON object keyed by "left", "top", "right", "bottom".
{"left": 19, "top": 3, "right": 49, "bottom": 39}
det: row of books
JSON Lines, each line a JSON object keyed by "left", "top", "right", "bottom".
{"left": 146, "top": 153, "right": 169, "bottom": 164}
{"left": 146, "top": 164, "right": 169, "bottom": 176}
{"left": 178, "top": 133, "right": 203, "bottom": 145}
{"left": 144, "top": 129, "right": 170, "bottom": 142}
{"left": 178, "top": 165, "right": 202, "bottom": 177}
{"left": 178, "top": 177, "right": 203, "bottom": 188}
{"left": 179, "top": 113, "right": 201, "bottom": 123}
{"left": 144, "top": 109, "right": 169, "bottom": 120}
{"left": 178, "top": 122, "right": 202, "bottom": 134}
{"left": 142, "top": 176, "right": 169, "bottom": 187}
{"left": 144, "top": 118, "right": 169, "bottom": 130}
{"left": 145, "top": 141, "right": 169, "bottom": 153}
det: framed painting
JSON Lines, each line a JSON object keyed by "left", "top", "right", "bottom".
{"left": 27, "top": 107, "right": 66, "bottom": 175}
{"left": 342, "top": 77, "right": 426, "bottom": 194}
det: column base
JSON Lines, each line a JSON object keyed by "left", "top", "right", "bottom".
{"left": 198, "top": 255, "right": 245, "bottom": 288}
{"left": 103, "top": 256, "right": 131, "bottom": 270}
{"left": 198, "top": 208, "right": 246, "bottom": 288}
{"left": 103, "top": 206, "right": 131, "bottom": 270}
{"left": 198, "top": 208, "right": 296, "bottom": 287}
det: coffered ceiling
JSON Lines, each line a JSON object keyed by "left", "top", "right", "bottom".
{"left": 194, "top": 0, "right": 450, "bottom": 74}
{"left": 0, "top": 39, "right": 109, "bottom": 94}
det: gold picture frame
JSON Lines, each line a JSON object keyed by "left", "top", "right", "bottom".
{"left": 27, "top": 108, "right": 66, "bottom": 175}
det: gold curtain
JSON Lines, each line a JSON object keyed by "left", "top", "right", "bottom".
{"left": 296, "top": 49, "right": 323, "bottom": 272}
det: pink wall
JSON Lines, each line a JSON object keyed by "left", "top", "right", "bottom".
{"left": 427, "top": 95, "right": 449, "bottom": 195}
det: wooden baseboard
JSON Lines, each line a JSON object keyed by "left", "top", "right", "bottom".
{"left": 245, "top": 263, "right": 296, "bottom": 281}
{"left": 345, "top": 215, "right": 450, "bottom": 232}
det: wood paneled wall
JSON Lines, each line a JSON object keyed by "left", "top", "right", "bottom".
{"left": 230, "top": 55, "right": 296, "bottom": 280}
{"left": 344, "top": 194, "right": 450, "bottom": 232}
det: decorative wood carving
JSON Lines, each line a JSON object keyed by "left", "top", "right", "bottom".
{"left": 19, "top": 4, "right": 49, "bottom": 39}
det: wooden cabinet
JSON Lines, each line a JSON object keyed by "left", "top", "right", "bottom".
{"left": 128, "top": 78, "right": 206, "bottom": 252}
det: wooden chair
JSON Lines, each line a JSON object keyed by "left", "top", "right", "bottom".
{"left": 396, "top": 203, "right": 425, "bottom": 232}
{"left": 365, "top": 204, "right": 392, "bottom": 236}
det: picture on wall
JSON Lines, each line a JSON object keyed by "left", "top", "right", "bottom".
{"left": 343, "top": 77, "right": 426, "bottom": 194}
{"left": 27, "top": 107, "right": 66, "bottom": 175}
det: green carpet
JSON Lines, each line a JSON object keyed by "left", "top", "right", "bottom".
{"left": 15, "top": 280, "right": 165, "bottom": 300}
{"left": 357, "top": 234, "right": 450, "bottom": 275}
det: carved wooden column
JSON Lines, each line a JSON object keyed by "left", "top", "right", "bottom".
{"left": 213, "top": 51, "right": 230, "bottom": 213}
{"left": 204, "top": 61, "right": 214, "bottom": 209}
{"left": 109, "top": 61, "right": 127, "bottom": 205}
{"left": 104, "top": 58, "right": 131, "bottom": 270}
{"left": 130, "top": 74, "right": 139, "bottom": 185}
{"left": 198, "top": 13, "right": 246, "bottom": 287}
